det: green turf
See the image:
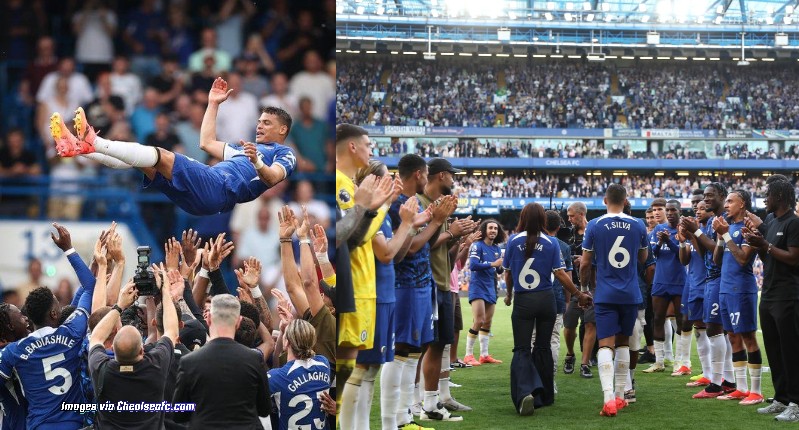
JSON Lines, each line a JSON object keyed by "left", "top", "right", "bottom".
{"left": 367, "top": 297, "right": 784, "bottom": 429}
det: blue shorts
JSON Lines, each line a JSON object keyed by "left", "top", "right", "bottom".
{"left": 143, "top": 153, "right": 232, "bottom": 215}
{"left": 651, "top": 282, "right": 683, "bottom": 298}
{"left": 595, "top": 303, "right": 639, "bottom": 340}
{"left": 357, "top": 302, "right": 396, "bottom": 364}
{"left": 688, "top": 280, "right": 706, "bottom": 305}
{"left": 720, "top": 292, "right": 758, "bottom": 333}
{"left": 468, "top": 284, "right": 497, "bottom": 305}
{"left": 703, "top": 278, "right": 722, "bottom": 325}
{"left": 681, "top": 281, "right": 691, "bottom": 305}
{"left": 685, "top": 296, "right": 704, "bottom": 322}
{"left": 395, "top": 288, "right": 434, "bottom": 348}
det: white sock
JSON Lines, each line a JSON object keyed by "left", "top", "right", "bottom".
{"left": 680, "top": 332, "right": 693, "bottom": 368}
{"left": 733, "top": 362, "right": 748, "bottom": 393}
{"left": 674, "top": 330, "right": 683, "bottom": 367}
{"left": 93, "top": 136, "right": 159, "bottom": 167}
{"left": 340, "top": 367, "right": 364, "bottom": 430}
{"left": 709, "top": 334, "right": 726, "bottom": 386}
{"left": 82, "top": 153, "right": 132, "bottom": 169}
{"left": 356, "top": 366, "right": 379, "bottom": 430}
{"left": 749, "top": 364, "right": 762, "bottom": 395}
{"left": 439, "top": 377, "right": 451, "bottom": 402}
{"left": 423, "top": 390, "right": 439, "bottom": 412}
{"left": 626, "top": 369, "right": 633, "bottom": 391}
{"left": 396, "top": 358, "right": 418, "bottom": 425}
{"left": 723, "top": 336, "right": 735, "bottom": 383}
{"left": 414, "top": 382, "right": 421, "bottom": 406}
{"left": 479, "top": 332, "right": 490, "bottom": 357}
{"left": 598, "top": 347, "right": 615, "bottom": 403}
{"left": 381, "top": 360, "right": 404, "bottom": 430}
{"left": 441, "top": 344, "right": 451, "bottom": 372}
{"left": 654, "top": 340, "right": 665, "bottom": 365}
{"left": 614, "top": 347, "right": 630, "bottom": 399}
{"left": 465, "top": 331, "right": 477, "bottom": 357}
{"left": 696, "top": 329, "right": 712, "bottom": 379}
{"left": 664, "top": 320, "right": 674, "bottom": 360}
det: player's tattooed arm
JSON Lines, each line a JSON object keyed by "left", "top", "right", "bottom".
{"left": 337, "top": 205, "right": 367, "bottom": 248}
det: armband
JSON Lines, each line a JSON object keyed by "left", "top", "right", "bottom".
{"left": 249, "top": 286, "right": 263, "bottom": 299}
{"left": 253, "top": 157, "right": 265, "bottom": 170}
{"left": 197, "top": 268, "right": 209, "bottom": 279}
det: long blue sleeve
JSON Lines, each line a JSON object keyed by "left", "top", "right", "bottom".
{"left": 468, "top": 255, "right": 493, "bottom": 271}
{"left": 70, "top": 286, "right": 85, "bottom": 307}
{"left": 67, "top": 252, "right": 96, "bottom": 312}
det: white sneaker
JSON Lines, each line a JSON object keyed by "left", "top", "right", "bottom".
{"left": 442, "top": 397, "right": 472, "bottom": 412}
{"left": 775, "top": 403, "right": 799, "bottom": 422}
{"left": 410, "top": 402, "right": 423, "bottom": 417}
{"left": 758, "top": 400, "right": 787, "bottom": 414}
{"left": 642, "top": 363, "right": 665, "bottom": 373}
{"left": 448, "top": 380, "right": 462, "bottom": 388}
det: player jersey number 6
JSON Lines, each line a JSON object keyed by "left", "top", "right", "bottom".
{"left": 609, "top": 236, "right": 631, "bottom": 269}
{"left": 518, "top": 258, "right": 541, "bottom": 290}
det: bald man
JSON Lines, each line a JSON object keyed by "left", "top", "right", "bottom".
{"left": 88, "top": 272, "right": 180, "bottom": 428}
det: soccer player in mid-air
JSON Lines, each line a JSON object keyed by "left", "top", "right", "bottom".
{"left": 50, "top": 78, "right": 296, "bottom": 215}
{"left": 580, "top": 184, "right": 649, "bottom": 417}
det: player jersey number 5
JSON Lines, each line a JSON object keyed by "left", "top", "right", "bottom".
{"left": 42, "top": 353, "right": 72, "bottom": 395}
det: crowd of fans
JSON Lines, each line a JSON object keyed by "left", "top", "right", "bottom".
{"left": 0, "top": 0, "right": 336, "bottom": 239}
{"left": 453, "top": 173, "right": 797, "bottom": 200}
{"left": 377, "top": 138, "right": 783, "bottom": 160}
{"left": 0, "top": 215, "right": 336, "bottom": 429}
{"left": 337, "top": 56, "right": 799, "bottom": 130}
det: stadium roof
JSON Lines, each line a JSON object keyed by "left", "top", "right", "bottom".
{"left": 336, "top": 0, "right": 799, "bottom": 25}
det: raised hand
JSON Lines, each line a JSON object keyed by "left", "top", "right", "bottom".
{"left": 353, "top": 175, "right": 377, "bottom": 208}
{"left": 412, "top": 205, "right": 432, "bottom": 228}
{"left": 151, "top": 263, "right": 163, "bottom": 291}
{"left": 208, "top": 77, "right": 233, "bottom": 105}
{"left": 278, "top": 205, "right": 297, "bottom": 239}
{"left": 242, "top": 257, "right": 262, "bottom": 286}
{"left": 165, "top": 237, "right": 181, "bottom": 271}
{"left": 681, "top": 216, "right": 699, "bottom": 233}
{"left": 311, "top": 224, "right": 328, "bottom": 254}
{"left": 207, "top": 233, "right": 234, "bottom": 271}
{"left": 51, "top": 222, "right": 73, "bottom": 251}
{"left": 399, "top": 196, "right": 416, "bottom": 225}
{"left": 277, "top": 303, "right": 293, "bottom": 332}
{"left": 237, "top": 286, "right": 254, "bottom": 304}
{"left": 390, "top": 174, "right": 403, "bottom": 203}
{"left": 465, "top": 230, "right": 482, "bottom": 246}
{"left": 712, "top": 216, "right": 729, "bottom": 235}
{"left": 370, "top": 175, "right": 394, "bottom": 209}
{"left": 107, "top": 232, "right": 124, "bottom": 262}
{"left": 745, "top": 211, "right": 763, "bottom": 230}
{"left": 294, "top": 206, "right": 311, "bottom": 239}
{"left": 180, "top": 229, "right": 202, "bottom": 268}
{"left": 93, "top": 236, "right": 107, "bottom": 267}
{"left": 118, "top": 280, "right": 138, "bottom": 310}
{"left": 657, "top": 230, "right": 670, "bottom": 244}
{"left": 449, "top": 216, "right": 474, "bottom": 237}
{"left": 166, "top": 269, "right": 184, "bottom": 302}
{"left": 270, "top": 289, "right": 290, "bottom": 314}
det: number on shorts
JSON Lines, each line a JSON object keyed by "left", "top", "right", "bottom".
{"left": 608, "top": 236, "right": 631, "bottom": 269}
{"left": 729, "top": 312, "right": 740, "bottom": 326}
{"left": 287, "top": 394, "right": 326, "bottom": 430}
{"left": 518, "top": 258, "right": 541, "bottom": 290}
{"left": 711, "top": 303, "right": 719, "bottom": 316}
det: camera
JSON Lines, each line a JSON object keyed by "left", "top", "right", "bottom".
{"left": 133, "top": 246, "right": 158, "bottom": 296}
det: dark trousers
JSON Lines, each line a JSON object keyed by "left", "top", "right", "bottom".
{"left": 644, "top": 286, "right": 654, "bottom": 347}
{"left": 760, "top": 299, "right": 799, "bottom": 405}
{"left": 511, "top": 289, "right": 556, "bottom": 409}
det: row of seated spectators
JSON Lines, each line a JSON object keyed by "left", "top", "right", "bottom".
{"left": 337, "top": 56, "right": 799, "bottom": 130}
{"left": 376, "top": 139, "right": 789, "bottom": 160}
{"left": 452, "top": 174, "right": 796, "bottom": 200}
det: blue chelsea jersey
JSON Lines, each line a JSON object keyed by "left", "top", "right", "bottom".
{"left": 650, "top": 223, "right": 686, "bottom": 286}
{"left": 469, "top": 241, "right": 502, "bottom": 291}
{"left": 703, "top": 213, "right": 726, "bottom": 280}
{"left": 720, "top": 220, "right": 758, "bottom": 294}
{"left": 375, "top": 218, "right": 396, "bottom": 304}
{"left": 583, "top": 213, "right": 648, "bottom": 305}
{"left": 268, "top": 355, "right": 331, "bottom": 430}
{"left": 503, "top": 232, "right": 565, "bottom": 294}
{"left": 220, "top": 141, "right": 297, "bottom": 208}
{"left": 0, "top": 308, "right": 89, "bottom": 430}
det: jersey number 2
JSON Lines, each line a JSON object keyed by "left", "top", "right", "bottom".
{"left": 43, "top": 353, "right": 72, "bottom": 396}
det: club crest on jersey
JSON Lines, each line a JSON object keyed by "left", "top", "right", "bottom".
{"left": 360, "top": 330, "right": 368, "bottom": 342}
{"left": 339, "top": 189, "right": 351, "bottom": 203}
{"left": 733, "top": 231, "right": 740, "bottom": 237}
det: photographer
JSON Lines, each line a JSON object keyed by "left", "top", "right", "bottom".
{"left": 88, "top": 269, "right": 180, "bottom": 429}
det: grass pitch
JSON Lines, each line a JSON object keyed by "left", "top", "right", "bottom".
{"left": 367, "top": 297, "right": 784, "bottom": 429}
